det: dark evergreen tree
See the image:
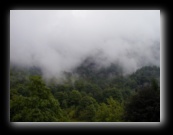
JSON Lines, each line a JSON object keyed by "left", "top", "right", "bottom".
{"left": 124, "top": 79, "right": 160, "bottom": 122}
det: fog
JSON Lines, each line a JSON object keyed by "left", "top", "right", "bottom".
{"left": 10, "top": 10, "right": 160, "bottom": 79}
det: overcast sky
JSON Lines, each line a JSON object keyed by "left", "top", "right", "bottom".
{"left": 10, "top": 10, "right": 160, "bottom": 78}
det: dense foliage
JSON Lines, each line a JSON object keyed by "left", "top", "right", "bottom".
{"left": 10, "top": 62, "right": 160, "bottom": 122}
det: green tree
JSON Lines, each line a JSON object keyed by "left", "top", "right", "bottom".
{"left": 54, "top": 91, "right": 68, "bottom": 108}
{"left": 68, "top": 90, "right": 82, "bottom": 107}
{"left": 102, "top": 88, "right": 123, "bottom": 103}
{"left": 95, "top": 97, "right": 124, "bottom": 122}
{"left": 10, "top": 76, "right": 66, "bottom": 122}
{"left": 76, "top": 96, "right": 98, "bottom": 121}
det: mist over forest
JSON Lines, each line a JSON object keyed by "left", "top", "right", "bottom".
{"left": 10, "top": 10, "right": 160, "bottom": 122}
{"left": 10, "top": 10, "right": 160, "bottom": 80}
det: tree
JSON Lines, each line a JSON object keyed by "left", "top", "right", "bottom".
{"left": 68, "top": 90, "right": 82, "bottom": 106}
{"left": 10, "top": 76, "right": 66, "bottom": 122}
{"left": 95, "top": 97, "right": 124, "bottom": 122}
{"left": 124, "top": 81, "right": 160, "bottom": 122}
{"left": 102, "top": 88, "right": 123, "bottom": 103}
{"left": 54, "top": 91, "right": 68, "bottom": 108}
{"left": 76, "top": 96, "right": 98, "bottom": 121}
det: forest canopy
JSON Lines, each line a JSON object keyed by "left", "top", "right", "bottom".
{"left": 10, "top": 63, "right": 160, "bottom": 122}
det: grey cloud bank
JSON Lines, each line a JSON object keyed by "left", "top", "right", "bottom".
{"left": 10, "top": 10, "right": 160, "bottom": 78}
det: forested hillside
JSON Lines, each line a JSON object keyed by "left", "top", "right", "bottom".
{"left": 10, "top": 62, "right": 160, "bottom": 122}
{"left": 10, "top": 10, "right": 160, "bottom": 122}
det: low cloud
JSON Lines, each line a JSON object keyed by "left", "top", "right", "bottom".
{"left": 10, "top": 10, "right": 160, "bottom": 79}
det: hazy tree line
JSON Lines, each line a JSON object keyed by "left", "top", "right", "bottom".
{"left": 10, "top": 62, "right": 160, "bottom": 122}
